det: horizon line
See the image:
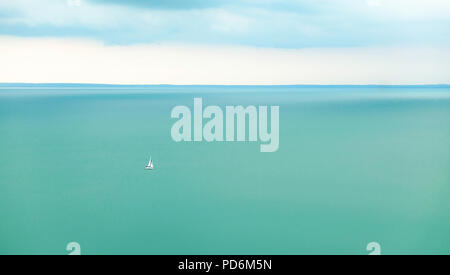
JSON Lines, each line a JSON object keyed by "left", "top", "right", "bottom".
{"left": 1, "top": 83, "right": 450, "bottom": 88}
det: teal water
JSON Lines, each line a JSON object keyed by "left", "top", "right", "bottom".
{"left": 0, "top": 86, "right": 449, "bottom": 255}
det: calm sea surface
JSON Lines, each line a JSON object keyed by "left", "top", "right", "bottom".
{"left": 0, "top": 86, "right": 449, "bottom": 254}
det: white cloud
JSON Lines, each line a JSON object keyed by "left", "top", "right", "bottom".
{"left": 0, "top": 36, "right": 448, "bottom": 85}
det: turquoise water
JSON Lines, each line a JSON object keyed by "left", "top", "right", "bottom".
{"left": 0, "top": 86, "right": 449, "bottom": 255}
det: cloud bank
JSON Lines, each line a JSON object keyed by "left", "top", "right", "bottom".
{"left": 0, "top": 0, "right": 449, "bottom": 47}
{"left": 0, "top": 1, "right": 449, "bottom": 84}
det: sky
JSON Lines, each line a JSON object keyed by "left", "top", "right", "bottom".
{"left": 0, "top": 0, "right": 449, "bottom": 84}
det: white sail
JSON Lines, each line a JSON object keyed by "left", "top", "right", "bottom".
{"left": 146, "top": 157, "right": 154, "bottom": 170}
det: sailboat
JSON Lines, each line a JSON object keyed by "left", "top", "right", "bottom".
{"left": 145, "top": 157, "right": 154, "bottom": 170}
